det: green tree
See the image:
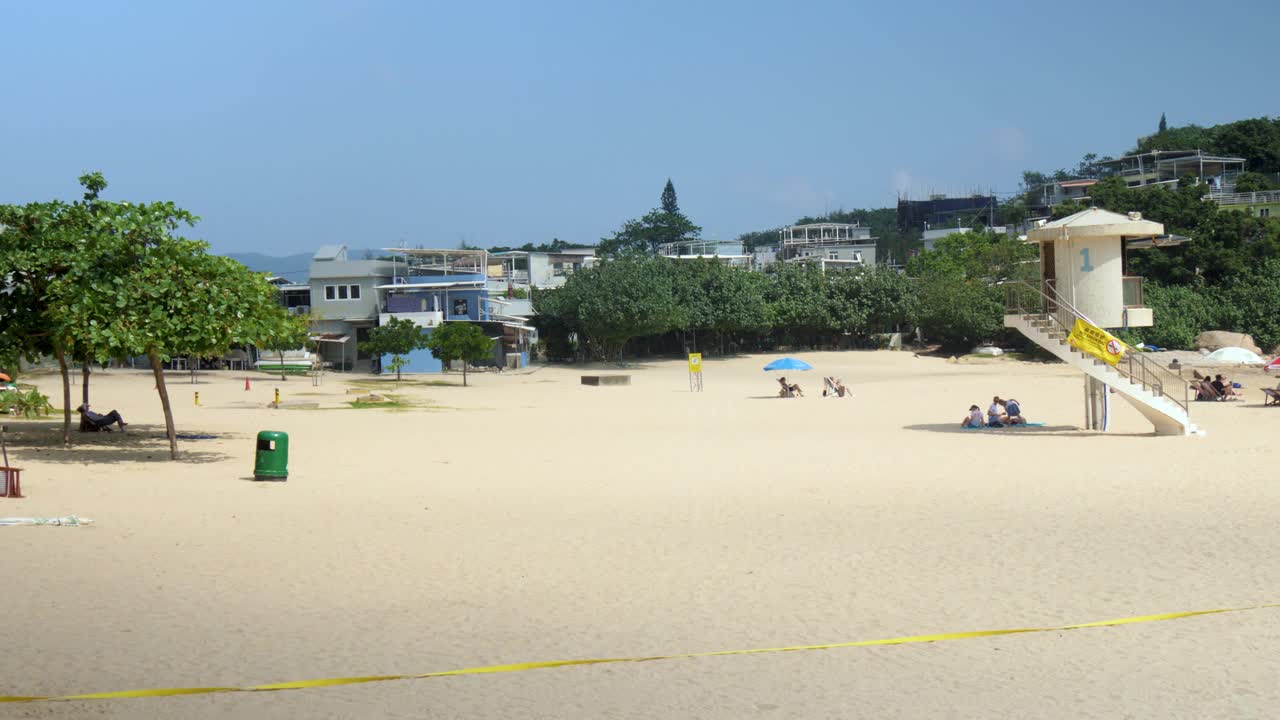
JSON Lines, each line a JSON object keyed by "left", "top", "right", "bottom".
{"left": 256, "top": 309, "right": 311, "bottom": 382}
{"left": 359, "top": 316, "right": 427, "bottom": 383}
{"left": 599, "top": 208, "right": 702, "bottom": 257}
{"left": 424, "top": 322, "right": 494, "bottom": 386}
{"left": 906, "top": 230, "right": 1037, "bottom": 349}
{"left": 550, "top": 256, "right": 683, "bottom": 359}
{"left": 765, "top": 264, "right": 835, "bottom": 345}
{"left": 598, "top": 181, "right": 702, "bottom": 257}
{"left": 1159, "top": 112, "right": 1168, "bottom": 133}
{"left": 1234, "top": 171, "right": 1279, "bottom": 193}
{"left": 669, "top": 260, "right": 772, "bottom": 353}
{"left": 661, "top": 179, "right": 680, "bottom": 214}
{"left": 913, "top": 273, "right": 1004, "bottom": 348}
{"left": 0, "top": 198, "right": 79, "bottom": 445}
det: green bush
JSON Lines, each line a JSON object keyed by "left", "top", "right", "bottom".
{"left": 1215, "top": 261, "right": 1280, "bottom": 351}
{"left": 1124, "top": 282, "right": 1221, "bottom": 350}
{"left": 7, "top": 386, "right": 54, "bottom": 419}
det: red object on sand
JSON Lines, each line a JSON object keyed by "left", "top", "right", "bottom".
{"left": 245, "top": 376, "right": 251, "bottom": 391}
{"left": 1, "top": 467, "right": 22, "bottom": 498}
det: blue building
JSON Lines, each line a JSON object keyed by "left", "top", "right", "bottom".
{"left": 375, "top": 248, "right": 534, "bottom": 374}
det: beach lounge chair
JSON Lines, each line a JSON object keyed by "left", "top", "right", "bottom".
{"left": 1192, "top": 378, "right": 1222, "bottom": 402}
{"left": 1264, "top": 386, "right": 1280, "bottom": 406}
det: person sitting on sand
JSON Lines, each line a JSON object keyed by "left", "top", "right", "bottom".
{"left": 777, "top": 376, "right": 803, "bottom": 398}
{"left": 76, "top": 404, "right": 128, "bottom": 432}
{"left": 1211, "top": 374, "right": 1240, "bottom": 401}
{"left": 1191, "top": 377, "right": 1220, "bottom": 401}
{"left": 987, "top": 396, "right": 1006, "bottom": 427}
{"left": 961, "top": 404, "right": 984, "bottom": 428}
{"left": 833, "top": 378, "right": 851, "bottom": 398}
{"left": 1003, "top": 397, "right": 1025, "bottom": 425}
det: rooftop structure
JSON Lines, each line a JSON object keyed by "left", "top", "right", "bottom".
{"left": 656, "top": 240, "right": 750, "bottom": 267}
{"left": 779, "top": 222, "right": 872, "bottom": 246}
{"left": 1093, "top": 150, "right": 1245, "bottom": 191}
{"left": 773, "top": 223, "right": 877, "bottom": 270}
{"left": 897, "top": 195, "right": 998, "bottom": 231}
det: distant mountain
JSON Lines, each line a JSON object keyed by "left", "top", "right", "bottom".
{"left": 224, "top": 248, "right": 383, "bottom": 282}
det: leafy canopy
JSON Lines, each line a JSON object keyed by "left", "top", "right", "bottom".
{"left": 424, "top": 322, "right": 494, "bottom": 385}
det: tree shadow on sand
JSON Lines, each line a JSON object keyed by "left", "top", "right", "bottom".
{"left": 1, "top": 421, "right": 232, "bottom": 464}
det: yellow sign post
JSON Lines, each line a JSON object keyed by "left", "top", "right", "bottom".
{"left": 688, "top": 353, "right": 703, "bottom": 392}
{"left": 1068, "top": 319, "right": 1125, "bottom": 366}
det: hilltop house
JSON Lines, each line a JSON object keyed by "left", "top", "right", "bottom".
{"left": 770, "top": 222, "right": 877, "bottom": 271}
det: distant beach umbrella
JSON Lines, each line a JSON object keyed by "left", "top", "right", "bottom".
{"left": 1204, "top": 347, "right": 1264, "bottom": 365}
{"left": 763, "top": 357, "right": 813, "bottom": 372}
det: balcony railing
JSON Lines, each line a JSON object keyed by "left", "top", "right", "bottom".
{"left": 1122, "top": 276, "right": 1144, "bottom": 308}
{"left": 1209, "top": 190, "right": 1280, "bottom": 206}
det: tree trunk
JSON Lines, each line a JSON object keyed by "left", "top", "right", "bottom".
{"left": 190, "top": 357, "right": 196, "bottom": 385}
{"left": 149, "top": 349, "right": 179, "bottom": 460}
{"left": 462, "top": 361, "right": 467, "bottom": 387}
{"left": 279, "top": 350, "right": 286, "bottom": 381}
{"left": 56, "top": 348, "right": 71, "bottom": 448}
{"left": 80, "top": 362, "right": 92, "bottom": 433}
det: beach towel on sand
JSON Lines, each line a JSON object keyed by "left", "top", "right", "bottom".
{"left": 962, "top": 422, "right": 1047, "bottom": 430}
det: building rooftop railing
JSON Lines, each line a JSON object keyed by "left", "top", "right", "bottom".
{"left": 1209, "top": 190, "right": 1280, "bottom": 206}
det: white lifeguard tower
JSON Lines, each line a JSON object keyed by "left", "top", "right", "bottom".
{"left": 1004, "top": 208, "right": 1196, "bottom": 436}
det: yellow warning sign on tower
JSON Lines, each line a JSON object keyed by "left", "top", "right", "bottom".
{"left": 1068, "top": 319, "right": 1124, "bottom": 366}
{"left": 688, "top": 353, "right": 702, "bottom": 373}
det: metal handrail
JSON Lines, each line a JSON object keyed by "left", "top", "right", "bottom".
{"left": 1004, "top": 280, "right": 1189, "bottom": 416}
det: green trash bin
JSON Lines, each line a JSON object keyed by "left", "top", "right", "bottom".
{"left": 254, "top": 430, "right": 289, "bottom": 481}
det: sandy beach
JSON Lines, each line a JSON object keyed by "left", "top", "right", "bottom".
{"left": 3, "top": 352, "right": 1278, "bottom": 719}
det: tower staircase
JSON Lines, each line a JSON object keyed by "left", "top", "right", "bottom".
{"left": 1003, "top": 281, "right": 1197, "bottom": 436}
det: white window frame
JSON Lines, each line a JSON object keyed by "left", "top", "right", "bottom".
{"left": 324, "top": 284, "right": 362, "bottom": 302}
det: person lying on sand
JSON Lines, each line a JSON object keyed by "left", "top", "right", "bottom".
{"left": 76, "top": 404, "right": 128, "bottom": 432}
{"left": 1003, "top": 398, "right": 1026, "bottom": 425}
{"left": 961, "top": 404, "right": 984, "bottom": 428}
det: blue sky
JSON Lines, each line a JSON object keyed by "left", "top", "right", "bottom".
{"left": 3, "top": 1, "right": 1277, "bottom": 254}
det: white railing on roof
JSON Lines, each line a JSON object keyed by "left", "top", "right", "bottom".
{"left": 1209, "top": 190, "right": 1280, "bottom": 206}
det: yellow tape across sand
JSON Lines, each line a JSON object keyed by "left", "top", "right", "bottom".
{"left": 2, "top": 603, "right": 1276, "bottom": 703}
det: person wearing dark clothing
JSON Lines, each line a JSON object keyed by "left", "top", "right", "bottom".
{"left": 76, "top": 404, "right": 128, "bottom": 431}
{"left": 1212, "top": 374, "right": 1239, "bottom": 401}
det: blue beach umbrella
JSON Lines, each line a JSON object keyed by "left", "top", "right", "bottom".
{"left": 763, "top": 357, "right": 813, "bottom": 372}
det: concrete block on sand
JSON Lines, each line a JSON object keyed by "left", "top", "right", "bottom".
{"left": 580, "top": 375, "right": 631, "bottom": 386}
